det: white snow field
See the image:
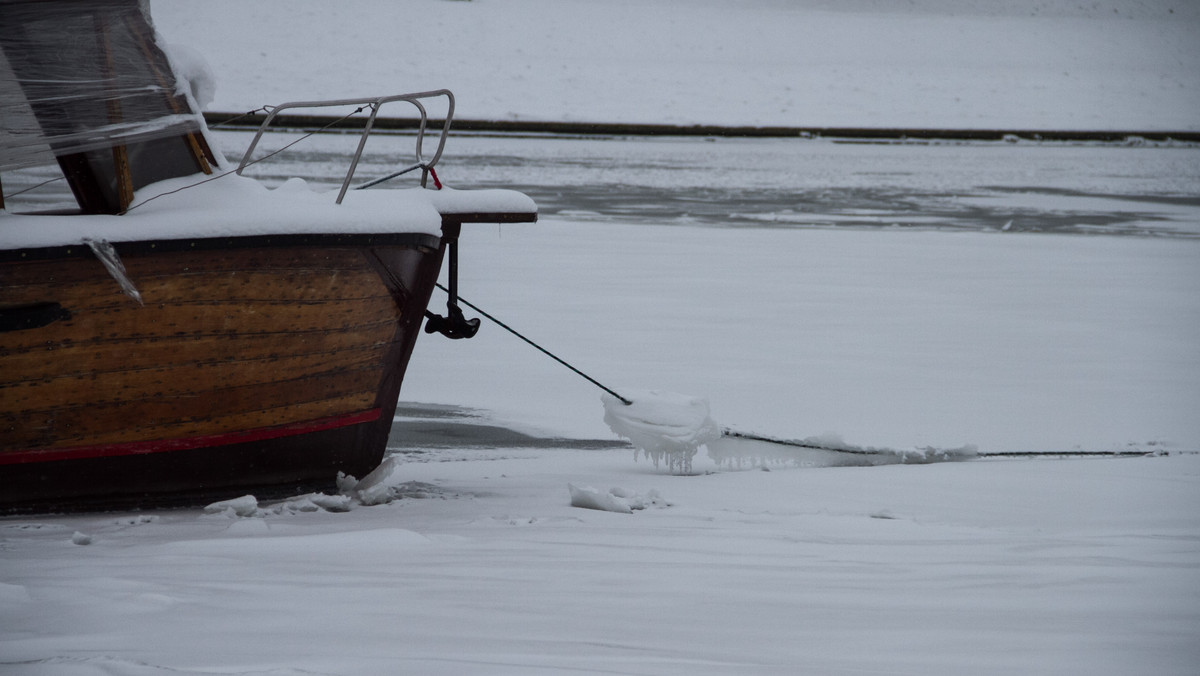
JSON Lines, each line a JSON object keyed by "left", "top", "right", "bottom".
{"left": 3, "top": 2, "right": 1200, "bottom": 675}
{"left": 149, "top": 0, "right": 1200, "bottom": 130}
{"left": 2, "top": 450, "right": 1198, "bottom": 675}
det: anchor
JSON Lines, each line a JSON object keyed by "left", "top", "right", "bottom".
{"left": 424, "top": 229, "right": 480, "bottom": 340}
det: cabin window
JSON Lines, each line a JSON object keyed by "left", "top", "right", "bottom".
{"left": 0, "top": 0, "right": 215, "bottom": 214}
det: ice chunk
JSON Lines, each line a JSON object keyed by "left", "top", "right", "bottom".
{"left": 308, "top": 493, "right": 354, "bottom": 512}
{"left": 602, "top": 389, "right": 720, "bottom": 474}
{"left": 204, "top": 494, "right": 260, "bottom": 517}
{"left": 568, "top": 484, "right": 632, "bottom": 514}
{"left": 263, "top": 493, "right": 354, "bottom": 514}
{"left": 568, "top": 485, "right": 668, "bottom": 513}
{"left": 353, "top": 457, "right": 403, "bottom": 506}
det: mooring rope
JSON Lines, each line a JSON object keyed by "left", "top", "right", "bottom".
{"left": 434, "top": 283, "right": 632, "bottom": 405}
{"left": 430, "top": 286, "right": 1175, "bottom": 458}
{"left": 433, "top": 291, "right": 946, "bottom": 456}
{"left": 720, "top": 428, "right": 883, "bottom": 455}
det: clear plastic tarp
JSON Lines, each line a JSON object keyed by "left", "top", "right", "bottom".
{"left": 0, "top": 0, "right": 206, "bottom": 173}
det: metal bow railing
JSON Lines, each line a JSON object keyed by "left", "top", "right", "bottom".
{"left": 235, "top": 90, "right": 455, "bottom": 203}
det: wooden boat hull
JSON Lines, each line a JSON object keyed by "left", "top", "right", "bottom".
{"left": 0, "top": 232, "right": 445, "bottom": 510}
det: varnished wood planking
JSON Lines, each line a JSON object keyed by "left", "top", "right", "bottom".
{"left": 4, "top": 342, "right": 390, "bottom": 411}
{"left": 1, "top": 246, "right": 375, "bottom": 286}
{"left": 1, "top": 296, "right": 399, "bottom": 353}
{"left": 2, "top": 249, "right": 389, "bottom": 308}
{"left": 7, "top": 269, "right": 390, "bottom": 311}
{"left": 1, "top": 244, "right": 415, "bottom": 452}
{"left": 0, "top": 319, "right": 395, "bottom": 382}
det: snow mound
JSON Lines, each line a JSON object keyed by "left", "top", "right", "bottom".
{"left": 568, "top": 484, "right": 668, "bottom": 514}
{"left": 602, "top": 389, "right": 721, "bottom": 474}
{"left": 163, "top": 42, "right": 216, "bottom": 110}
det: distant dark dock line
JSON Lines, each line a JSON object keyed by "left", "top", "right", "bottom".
{"left": 205, "top": 112, "right": 1200, "bottom": 143}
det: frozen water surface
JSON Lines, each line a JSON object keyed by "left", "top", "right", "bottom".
{"left": 4, "top": 1, "right": 1200, "bottom": 670}
{"left": 9, "top": 132, "right": 1200, "bottom": 237}
{"left": 215, "top": 131, "right": 1200, "bottom": 237}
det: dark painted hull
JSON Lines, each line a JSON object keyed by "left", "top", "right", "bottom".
{"left": 0, "top": 232, "right": 445, "bottom": 511}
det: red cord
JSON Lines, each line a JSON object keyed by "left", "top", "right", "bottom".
{"left": 429, "top": 166, "right": 442, "bottom": 190}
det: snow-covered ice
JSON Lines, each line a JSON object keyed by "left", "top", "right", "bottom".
{"left": 149, "top": 0, "right": 1200, "bottom": 131}
{"left": 3, "top": 449, "right": 1198, "bottom": 675}
{"left": 5, "top": 210, "right": 1196, "bottom": 676}
{"left": 3, "top": 2, "right": 1199, "bottom": 675}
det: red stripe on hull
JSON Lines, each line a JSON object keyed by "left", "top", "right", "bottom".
{"left": 0, "top": 408, "right": 383, "bottom": 466}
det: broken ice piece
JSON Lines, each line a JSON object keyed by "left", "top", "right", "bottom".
{"left": 204, "top": 494, "right": 260, "bottom": 517}
{"left": 568, "top": 484, "right": 632, "bottom": 514}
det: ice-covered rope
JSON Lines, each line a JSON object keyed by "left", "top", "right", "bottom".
{"left": 720, "top": 428, "right": 880, "bottom": 455}
{"left": 122, "top": 104, "right": 371, "bottom": 214}
{"left": 429, "top": 287, "right": 1155, "bottom": 471}
{"left": 432, "top": 288, "right": 974, "bottom": 470}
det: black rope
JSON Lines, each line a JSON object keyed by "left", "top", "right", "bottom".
{"left": 2, "top": 174, "right": 66, "bottom": 201}
{"left": 2, "top": 109, "right": 271, "bottom": 205}
{"left": 977, "top": 450, "right": 1154, "bottom": 457}
{"left": 354, "top": 163, "right": 423, "bottom": 191}
{"left": 205, "top": 106, "right": 271, "bottom": 129}
{"left": 720, "top": 428, "right": 882, "bottom": 455}
{"left": 434, "top": 283, "right": 632, "bottom": 405}
{"left": 429, "top": 286, "right": 1180, "bottom": 461}
{"left": 721, "top": 427, "right": 1164, "bottom": 458}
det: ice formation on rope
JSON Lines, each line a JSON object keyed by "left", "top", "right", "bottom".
{"left": 602, "top": 389, "right": 721, "bottom": 474}
{"left": 707, "top": 433, "right": 978, "bottom": 469}
{"left": 600, "top": 389, "right": 978, "bottom": 473}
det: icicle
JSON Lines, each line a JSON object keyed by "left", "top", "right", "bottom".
{"left": 84, "top": 238, "right": 143, "bottom": 305}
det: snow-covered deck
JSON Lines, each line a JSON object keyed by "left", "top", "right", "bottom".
{"left": 0, "top": 173, "right": 536, "bottom": 251}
